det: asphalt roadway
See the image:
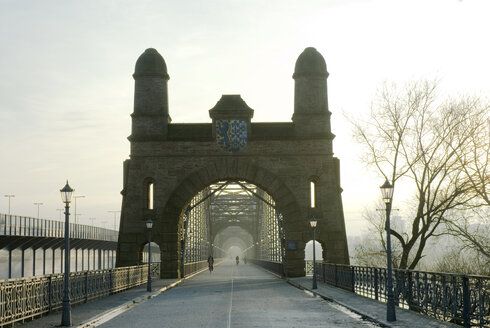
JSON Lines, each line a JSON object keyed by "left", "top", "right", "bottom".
{"left": 97, "top": 260, "right": 381, "bottom": 328}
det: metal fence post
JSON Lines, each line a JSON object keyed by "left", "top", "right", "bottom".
{"left": 48, "top": 275, "right": 52, "bottom": 313}
{"left": 407, "top": 271, "right": 413, "bottom": 309}
{"left": 109, "top": 268, "right": 113, "bottom": 293}
{"left": 323, "top": 263, "right": 326, "bottom": 283}
{"left": 452, "top": 275, "right": 457, "bottom": 323}
{"left": 84, "top": 271, "right": 88, "bottom": 303}
{"left": 462, "top": 276, "right": 470, "bottom": 328}
{"left": 374, "top": 268, "right": 379, "bottom": 301}
{"left": 351, "top": 266, "right": 355, "bottom": 293}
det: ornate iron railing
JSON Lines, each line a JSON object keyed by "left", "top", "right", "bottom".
{"left": 0, "top": 263, "right": 159, "bottom": 327}
{"left": 318, "top": 263, "right": 490, "bottom": 327}
{"left": 0, "top": 214, "right": 118, "bottom": 241}
{"left": 305, "top": 260, "right": 323, "bottom": 276}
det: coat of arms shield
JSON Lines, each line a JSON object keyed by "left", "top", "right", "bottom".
{"left": 216, "top": 120, "right": 247, "bottom": 153}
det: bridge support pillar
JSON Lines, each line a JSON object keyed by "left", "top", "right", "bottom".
{"left": 43, "top": 248, "right": 46, "bottom": 275}
{"left": 98, "top": 249, "right": 102, "bottom": 269}
{"left": 52, "top": 248, "right": 56, "bottom": 274}
{"left": 8, "top": 248, "right": 12, "bottom": 278}
{"left": 33, "top": 248, "right": 36, "bottom": 276}
{"left": 21, "top": 248, "right": 25, "bottom": 277}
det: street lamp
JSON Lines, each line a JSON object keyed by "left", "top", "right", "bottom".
{"left": 108, "top": 210, "right": 121, "bottom": 231}
{"left": 73, "top": 195, "right": 85, "bottom": 225}
{"left": 146, "top": 218, "right": 153, "bottom": 292}
{"left": 4, "top": 195, "right": 14, "bottom": 215}
{"left": 310, "top": 216, "right": 318, "bottom": 290}
{"left": 34, "top": 202, "right": 43, "bottom": 219}
{"left": 60, "top": 180, "right": 74, "bottom": 326}
{"left": 380, "top": 179, "right": 396, "bottom": 322}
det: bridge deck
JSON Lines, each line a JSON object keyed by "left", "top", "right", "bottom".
{"left": 17, "top": 261, "right": 457, "bottom": 328}
{"left": 98, "top": 260, "right": 381, "bottom": 328}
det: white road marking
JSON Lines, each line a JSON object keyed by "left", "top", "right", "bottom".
{"left": 228, "top": 265, "right": 235, "bottom": 328}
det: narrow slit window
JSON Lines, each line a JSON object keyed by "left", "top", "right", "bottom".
{"left": 310, "top": 181, "right": 316, "bottom": 208}
{"left": 148, "top": 182, "right": 154, "bottom": 210}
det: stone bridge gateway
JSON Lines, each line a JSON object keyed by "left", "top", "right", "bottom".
{"left": 116, "top": 47, "right": 349, "bottom": 278}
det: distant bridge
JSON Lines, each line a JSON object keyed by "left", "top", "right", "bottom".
{"left": 0, "top": 214, "right": 118, "bottom": 278}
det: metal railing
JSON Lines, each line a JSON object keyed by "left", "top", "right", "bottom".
{"left": 318, "top": 263, "right": 490, "bottom": 327}
{"left": 305, "top": 260, "right": 323, "bottom": 276}
{"left": 248, "top": 259, "right": 283, "bottom": 276}
{"left": 0, "top": 263, "right": 159, "bottom": 327}
{"left": 0, "top": 214, "right": 118, "bottom": 241}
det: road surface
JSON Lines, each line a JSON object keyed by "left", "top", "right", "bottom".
{"left": 98, "top": 260, "right": 380, "bottom": 328}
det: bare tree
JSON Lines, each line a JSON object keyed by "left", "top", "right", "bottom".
{"left": 430, "top": 244, "right": 490, "bottom": 276}
{"left": 350, "top": 80, "right": 489, "bottom": 270}
{"left": 351, "top": 207, "right": 404, "bottom": 267}
{"left": 445, "top": 108, "right": 490, "bottom": 262}
{"left": 445, "top": 204, "right": 490, "bottom": 267}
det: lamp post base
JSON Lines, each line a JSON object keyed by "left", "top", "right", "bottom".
{"left": 387, "top": 297, "right": 396, "bottom": 321}
{"left": 61, "top": 299, "right": 71, "bottom": 326}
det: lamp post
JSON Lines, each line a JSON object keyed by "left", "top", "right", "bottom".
{"left": 310, "top": 216, "right": 318, "bottom": 290}
{"left": 4, "top": 195, "right": 14, "bottom": 215}
{"left": 146, "top": 218, "right": 153, "bottom": 292}
{"left": 34, "top": 202, "right": 43, "bottom": 219}
{"left": 108, "top": 210, "right": 120, "bottom": 231}
{"left": 60, "top": 181, "right": 74, "bottom": 326}
{"left": 73, "top": 195, "right": 85, "bottom": 225}
{"left": 380, "top": 179, "right": 396, "bottom": 322}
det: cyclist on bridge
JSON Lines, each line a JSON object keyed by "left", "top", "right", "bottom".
{"left": 207, "top": 255, "right": 214, "bottom": 272}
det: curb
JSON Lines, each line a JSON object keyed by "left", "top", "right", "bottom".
{"left": 77, "top": 265, "right": 215, "bottom": 328}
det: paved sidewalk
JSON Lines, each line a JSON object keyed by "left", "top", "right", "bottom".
{"left": 289, "top": 276, "right": 459, "bottom": 328}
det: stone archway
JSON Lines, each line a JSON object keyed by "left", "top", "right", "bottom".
{"left": 116, "top": 47, "right": 350, "bottom": 278}
{"left": 159, "top": 159, "right": 303, "bottom": 278}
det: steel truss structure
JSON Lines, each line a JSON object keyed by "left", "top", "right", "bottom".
{"left": 181, "top": 181, "right": 283, "bottom": 265}
{"left": 256, "top": 190, "right": 281, "bottom": 262}
{"left": 182, "top": 188, "right": 212, "bottom": 264}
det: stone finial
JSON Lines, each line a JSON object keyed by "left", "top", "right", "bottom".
{"left": 209, "top": 95, "right": 254, "bottom": 120}
{"left": 293, "top": 47, "right": 329, "bottom": 79}
{"left": 133, "top": 48, "right": 170, "bottom": 79}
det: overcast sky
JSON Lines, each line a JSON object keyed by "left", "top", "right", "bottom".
{"left": 0, "top": 0, "right": 488, "bottom": 234}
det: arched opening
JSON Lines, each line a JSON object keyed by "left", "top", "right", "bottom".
{"left": 141, "top": 242, "right": 161, "bottom": 264}
{"left": 304, "top": 240, "right": 323, "bottom": 276}
{"left": 228, "top": 246, "right": 242, "bottom": 259}
{"left": 177, "top": 180, "right": 283, "bottom": 276}
{"left": 217, "top": 227, "right": 253, "bottom": 259}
